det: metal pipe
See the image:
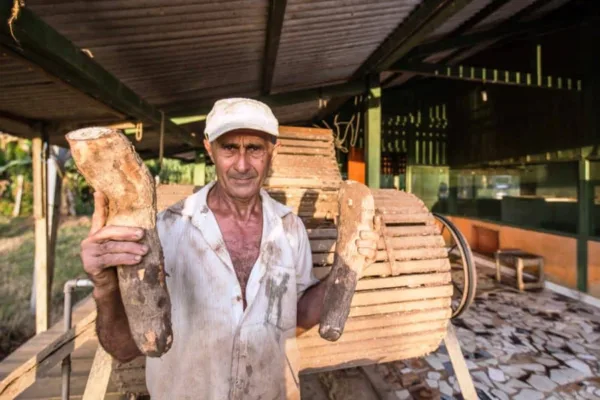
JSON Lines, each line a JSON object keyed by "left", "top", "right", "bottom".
{"left": 61, "top": 278, "right": 94, "bottom": 400}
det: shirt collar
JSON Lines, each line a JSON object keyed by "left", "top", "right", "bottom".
{"left": 180, "top": 181, "right": 293, "bottom": 271}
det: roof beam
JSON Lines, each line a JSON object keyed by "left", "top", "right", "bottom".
{"left": 390, "top": 61, "right": 584, "bottom": 92}
{"left": 0, "top": 2, "right": 200, "bottom": 148}
{"left": 316, "top": 0, "right": 473, "bottom": 121}
{"left": 168, "top": 80, "right": 366, "bottom": 120}
{"left": 262, "top": 0, "right": 287, "bottom": 95}
{"left": 354, "top": 0, "right": 474, "bottom": 75}
{"left": 439, "top": 0, "right": 556, "bottom": 64}
{"left": 382, "top": 0, "right": 510, "bottom": 88}
{"left": 399, "top": 12, "right": 581, "bottom": 62}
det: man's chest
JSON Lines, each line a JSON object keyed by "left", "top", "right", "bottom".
{"left": 219, "top": 221, "right": 263, "bottom": 301}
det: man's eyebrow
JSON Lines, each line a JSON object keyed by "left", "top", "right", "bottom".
{"left": 219, "top": 142, "right": 240, "bottom": 147}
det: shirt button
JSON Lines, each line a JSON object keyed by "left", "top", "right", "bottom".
{"left": 236, "top": 295, "right": 242, "bottom": 302}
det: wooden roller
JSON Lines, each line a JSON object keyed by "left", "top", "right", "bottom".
{"left": 66, "top": 127, "right": 172, "bottom": 357}
{"left": 319, "top": 181, "right": 375, "bottom": 341}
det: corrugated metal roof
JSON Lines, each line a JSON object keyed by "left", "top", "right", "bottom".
{"left": 27, "top": 0, "right": 270, "bottom": 108}
{"left": 272, "top": 0, "right": 421, "bottom": 92}
{"left": 0, "top": 0, "right": 582, "bottom": 158}
{"left": 475, "top": 0, "right": 538, "bottom": 28}
{"left": 429, "top": 0, "right": 495, "bottom": 37}
{"left": 0, "top": 49, "right": 122, "bottom": 126}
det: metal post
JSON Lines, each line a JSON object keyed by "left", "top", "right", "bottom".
{"left": 61, "top": 279, "right": 94, "bottom": 400}
{"left": 365, "top": 74, "right": 381, "bottom": 189}
{"left": 577, "top": 158, "right": 591, "bottom": 292}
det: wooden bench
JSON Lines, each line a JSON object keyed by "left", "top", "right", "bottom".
{"left": 494, "top": 248, "right": 545, "bottom": 291}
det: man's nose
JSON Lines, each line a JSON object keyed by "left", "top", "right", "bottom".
{"left": 234, "top": 149, "right": 251, "bottom": 172}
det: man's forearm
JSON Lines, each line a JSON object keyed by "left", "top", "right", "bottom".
{"left": 296, "top": 281, "right": 326, "bottom": 335}
{"left": 94, "top": 282, "right": 141, "bottom": 363}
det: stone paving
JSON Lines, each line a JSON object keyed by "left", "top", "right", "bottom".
{"left": 301, "top": 267, "right": 600, "bottom": 400}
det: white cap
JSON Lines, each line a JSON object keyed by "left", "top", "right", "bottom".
{"left": 204, "top": 98, "right": 279, "bottom": 142}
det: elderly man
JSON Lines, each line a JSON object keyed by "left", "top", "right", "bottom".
{"left": 80, "top": 98, "right": 378, "bottom": 399}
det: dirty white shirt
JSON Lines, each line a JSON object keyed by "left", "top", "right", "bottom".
{"left": 146, "top": 181, "right": 319, "bottom": 399}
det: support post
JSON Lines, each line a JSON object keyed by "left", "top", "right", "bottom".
{"left": 365, "top": 75, "right": 381, "bottom": 189}
{"left": 33, "top": 134, "right": 49, "bottom": 333}
{"left": 448, "top": 169, "right": 458, "bottom": 215}
{"left": 578, "top": 158, "right": 591, "bottom": 292}
{"left": 81, "top": 346, "right": 113, "bottom": 400}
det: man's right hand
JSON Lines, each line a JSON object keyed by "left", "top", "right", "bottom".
{"left": 81, "top": 191, "right": 148, "bottom": 291}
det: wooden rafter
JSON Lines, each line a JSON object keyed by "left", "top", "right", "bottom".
{"left": 262, "top": 0, "right": 288, "bottom": 95}
{"left": 0, "top": 2, "right": 200, "bottom": 148}
{"left": 316, "top": 0, "right": 473, "bottom": 121}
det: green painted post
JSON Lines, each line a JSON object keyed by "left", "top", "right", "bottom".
{"left": 365, "top": 74, "right": 381, "bottom": 189}
{"left": 577, "top": 158, "right": 591, "bottom": 292}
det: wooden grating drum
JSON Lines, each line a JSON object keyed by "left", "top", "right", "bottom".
{"left": 111, "top": 126, "right": 452, "bottom": 394}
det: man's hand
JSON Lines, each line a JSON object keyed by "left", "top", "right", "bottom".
{"left": 80, "top": 191, "right": 148, "bottom": 290}
{"left": 356, "top": 229, "right": 379, "bottom": 264}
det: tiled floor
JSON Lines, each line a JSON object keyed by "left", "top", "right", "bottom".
{"left": 301, "top": 267, "right": 600, "bottom": 400}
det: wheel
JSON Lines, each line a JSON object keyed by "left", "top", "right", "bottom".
{"left": 433, "top": 213, "right": 477, "bottom": 319}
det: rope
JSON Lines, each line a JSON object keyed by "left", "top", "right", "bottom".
{"left": 158, "top": 111, "right": 165, "bottom": 170}
{"left": 8, "top": 0, "right": 25, "bottom": 45}
{"left": 134, "top": 122, "right": 143, "bottom": 142}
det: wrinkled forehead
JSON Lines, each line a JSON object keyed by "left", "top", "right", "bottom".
{"left": 214, "top": 129, "right": 276, "bottom": 146}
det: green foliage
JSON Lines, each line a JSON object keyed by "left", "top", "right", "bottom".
{"left": 146, "top": 158, "right": 197, "bottom": 185}
{"left": 0, "top": 216, "right": 92, "bottom": 360}
{"left": 0, "top": 137, "right": 32, "bottom": 217}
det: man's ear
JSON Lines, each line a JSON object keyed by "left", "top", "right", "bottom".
{"left": 204, "top": 138, "right": 215, "bottom": 163}
{"left": 271, "top": 139, "right": 281, "bottom": 159}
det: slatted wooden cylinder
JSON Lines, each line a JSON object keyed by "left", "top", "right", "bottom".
{"left": 111, "top": 126, "right": 451, "bottom": 394}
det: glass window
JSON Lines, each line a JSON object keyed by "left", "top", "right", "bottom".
{"left": 450, "top": 163, "right": 578, "bottom": 234}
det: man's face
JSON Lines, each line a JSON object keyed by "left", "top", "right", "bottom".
{"left": 204, "top": 129, "right": 277, "bottom": 200}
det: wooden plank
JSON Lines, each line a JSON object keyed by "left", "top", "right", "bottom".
{"left": 348, "top": 297, "right": 451, "bottom": 317}
{"left": 381, "top": 213, "right": 434, "bottom": 224}
{"left": 384, "top": 225, "right": 440, "bottom": 236}
{"left": 355, "top": 272, "right": 451, "bottom": 291}
{"left": 265, "top": 177, "right": 340, "bottom": 189}
{"left": 444, "top": 323, "right": 478, "bottom": 400}
{"left": 81, "top": 346, "right": 112, "bottom": 400}
{"left": 0, "top": 298, "right": 96, "bottom": 381}
{"left": 0, "top": 310, "right": 97, "bottom": 399}
{"left": 298, "top": 319, "right": 448, "bottom": 348}
{"left": 306, "top": 228, "right": 338, "bottom": 240}
{"left": 276, "top": 146, "right": 335, "bottom": 156}
{"left": 268, "top": 171, "right": 341, "bottom": 180}
{"left": 300, "top": 329, "right": 446, "bottom": 359}
{"left": 374, "top": 247, "right": 448, "bottom": 262}
{"left": 351, "top": 285, "right": 453, "bottom": 307}
{"left": 301, "top": 308, "right": 450, "bottom": 339}
{"left": 312, "top": 258, "right": 451, "bottom": 279}
{"left": 377, "top": 235, "right": 444, "bottom": 249}
{"left": 278, "top": 126, "right": 333, "bottom": 139}
{"left": 279, "top": 138, "right": 332, "bottom": 148}
{"left": 300, "top": 343, "right": 436, "bottom": 373}
{"left": 32, "top": 136, "right": 49, "bottom": 334}
{"left": 272, "top": 153, "right": 336, "bottom": 162}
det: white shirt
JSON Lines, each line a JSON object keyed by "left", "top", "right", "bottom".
{"left": 146, "top": 182, "right": 319, "bottom": 399}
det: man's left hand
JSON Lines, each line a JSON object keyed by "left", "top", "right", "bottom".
{"left": 356, "top": 229, "right": 379, "bottom": 265}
